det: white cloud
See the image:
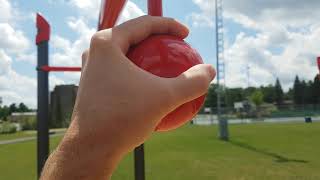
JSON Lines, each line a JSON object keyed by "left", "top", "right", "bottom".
{"left": 69, "top": 0, "right": 101, "bottom": 20}
{"left": 116, "top": 1, "right": 145, "bottom": 25}
{"left": 0, "top": 23, "right": 30, "bottom": 55}
{"left": 188, "top": 0, "right": 214, "bottom": 28}
{"left": 50, "top": 0, "right": 145, "bottom": 84}
{"left": 0, "top": 0, "right": 39, "bottom": 107}
{"left": 0, "top": 0, "right": 12, "bottom": 22}
{"left": 0, "top": 50, "right": 11, "bottom": 75}
{"left": 51, "top": 19, "right": 95, "bottom": 67}
{"left": 0, "top": 0, "right": 183, "bottom": 108}
{"left": 187, "top": 12, "right": 214, "bottom": 28}
{"left": 225, "top": 25, "right": 320, "bottom": 90}
{"left": 189, "top": 0, "right": 320, "bottom": 90}
{"left": 0, "top": 50, "right": 37, "bottom": 107}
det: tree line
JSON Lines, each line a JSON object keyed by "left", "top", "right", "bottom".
{"left": 0, "top": 103, "right": 32, "bottom": 120}
{"left": 205, "top": 75, "right": 320, "bottom": 110}
{"left": 1, "top": 75, "right": 320, "bottom": 120}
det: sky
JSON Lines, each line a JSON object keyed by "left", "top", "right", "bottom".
{"left": 1, "top": 0, "right": 320, "bottom": 108}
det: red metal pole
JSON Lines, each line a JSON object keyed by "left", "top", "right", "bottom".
{"left": 148, "top": 0, "right": 163, "bottom": 16}
{"left": 98, "top": 0, "right": 127, "bottom": 30}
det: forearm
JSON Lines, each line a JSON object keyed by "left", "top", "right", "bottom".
{"left": 40, "top": 118, "right": 123, "bottom": 180}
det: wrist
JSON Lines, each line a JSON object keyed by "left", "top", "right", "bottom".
{"left": 41, "top": 117, "right": 124, "bottom": 180}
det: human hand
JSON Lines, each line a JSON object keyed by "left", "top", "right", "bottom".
{"left": 41, "top": 15, "right": 215, "bottom": 180}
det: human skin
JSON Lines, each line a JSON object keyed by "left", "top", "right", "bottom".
{"left": 40, "top": 15, "right": 215, "bottom": 180}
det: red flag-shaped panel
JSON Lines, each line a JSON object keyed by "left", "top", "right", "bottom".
{"left": 36, "top": 13, "right": 50, "bottom": 44}
{"left": 98, "top": 0, "right": 127, "bottom": 30}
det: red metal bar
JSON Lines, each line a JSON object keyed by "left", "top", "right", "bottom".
{"left": 148, "top": 0, "right": 163, "bottom": 16}
{"left": 40, "top": 65, "right": 81, "bottom": 72}
{"left": 98, "top": 0, "right": 127, "bottom": 30}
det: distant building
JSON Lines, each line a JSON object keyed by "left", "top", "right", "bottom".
{"left": 8, "top": 112, "right": 36, "bottom": 123}
{"left": 50, "top": 85, "right": 78, "bottom": 128}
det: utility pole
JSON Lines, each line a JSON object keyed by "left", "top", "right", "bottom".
{"left": 215, "top": 0, "right": 229, "bottom": 141}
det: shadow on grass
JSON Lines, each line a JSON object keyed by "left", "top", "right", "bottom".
{"left": 229, "top": 140, "right": 309, "bottom": 163}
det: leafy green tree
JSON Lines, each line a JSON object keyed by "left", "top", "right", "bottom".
{"left": 301, "top": 80, "right": 308, "bottom": 105}
{"left": 285, "top": 88, "right": 293, "bottom": 101}
{"left": 293, "top": 76, "right": 303, "bottom": 104}
{"left": 304, "top": 81, "right": 314, "bottom": 104}
{"left": 260, "top": 85, "right": 275, "bottom": 103}
{"left": 204, "top": 84, "right": 217, "bottom": 109}
{"left": 0, "top": 106, "right": 10, "bottom": 120}
{"left": 275, "top": 78, "right": 284, "bottom": 105}
{"left": 18, "top": 103, "right": 29, "bottom": 112}
{"left": 225, "top": 88, "right": 244, "bottom": 107}
{"left": 311, "top": 76, "right": 320, "bottom": 104}
{"left": 250, "top": 90, "right": 264, "bottom": 107}
{"left": 9, "top": 103, "right": 18, "bottom": 114}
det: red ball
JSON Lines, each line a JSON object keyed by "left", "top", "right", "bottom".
{"left": 127, "top": 35, "right": 205, "bottom": 131}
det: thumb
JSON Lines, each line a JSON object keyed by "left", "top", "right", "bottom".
{"left": 169, "top": 64, "right": 216, "bottom": 105}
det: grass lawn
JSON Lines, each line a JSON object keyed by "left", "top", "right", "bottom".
{"left": 0, "top": 128, "right": 66, "bottom": 141}
{"left": 0, "top": 131, "right": 36, "bottom": 141}
{"left": 0, "top": 122, "right": 319, "bottom": 180}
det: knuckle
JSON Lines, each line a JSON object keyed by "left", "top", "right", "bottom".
{"left": 140, "top": 15, "right": 152, "bottom": 21}
{"left": 90, "top": 30, "right": 113, "bottom": 48}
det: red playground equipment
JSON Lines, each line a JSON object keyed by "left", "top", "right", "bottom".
{"left": 36, "top": 0, "right": 205, "bottom": 179}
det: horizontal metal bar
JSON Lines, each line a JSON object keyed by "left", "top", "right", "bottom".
{"left": 37, "top": 65, "right": 81, "bottom": 72}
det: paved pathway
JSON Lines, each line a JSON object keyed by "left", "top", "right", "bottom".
{"left": 0, "top": 132, "right": 64, "bottom": 145}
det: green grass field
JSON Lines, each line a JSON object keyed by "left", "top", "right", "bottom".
{"left": 0, "top": 131, "right": 36, "bottom": 141}
{"left": 0, "top": 122, "right": 319, "bottom": 180}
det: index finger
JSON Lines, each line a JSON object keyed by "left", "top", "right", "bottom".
{"left": 112, "top": 15, "right": 189, "bottom": 53}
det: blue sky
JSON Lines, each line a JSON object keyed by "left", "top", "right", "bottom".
{"left": 1, "top": 0, "right": 320, "bottom": 107}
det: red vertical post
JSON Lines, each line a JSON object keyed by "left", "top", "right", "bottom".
{"left": 98, "top": 0, "right": 127, "bottom": 30}
{"left": 148, "top": 0, "right": 163, "bottom": 16}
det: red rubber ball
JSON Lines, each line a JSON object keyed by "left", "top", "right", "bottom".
{"left": 127, "top": 35, "right": 206, "bottom": 131}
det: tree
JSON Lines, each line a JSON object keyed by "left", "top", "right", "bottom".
{"left": 250, "top": 90, "right": 264, "bottom": 107}
{"left": 0, "top": 105, "right": 10, "bottom": 120}
{"left": 204, "top": 84, "right": 217, "bottom": 109}
{"left": 225, "top": 88, "right": 244, "bottom": 107}
{"left": 286, "top": 88, "right": 293, "bottom": 101}
{"left": 9, "top": 103, "right": 18, "bottom": 114}
{"left": 311, "top": 76, "right": 320, "bottom": 104}
{"left": 18, "top": 103, "right": 29, "bottom": 112}
{"left": 301, "top": 80, "right": 307, "bottom": 105}
{"left": 274, "top": 78, "right": 284, "bottom": 105}
{"left": 260, "top": 85, "right": 275, "bottom": 103}
{"left": 304, "top": 80, "right": 314, "bottom": 104}
{"left": 293, "top": 76, "right": 303, "bottom": 104}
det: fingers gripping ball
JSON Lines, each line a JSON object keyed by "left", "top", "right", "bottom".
{"left": 127, "top": 35, "right": 206, "bottom": 132}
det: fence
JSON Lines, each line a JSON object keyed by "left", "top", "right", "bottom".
{"left": 193, "top": 104, "right": 320, "bottom": 125}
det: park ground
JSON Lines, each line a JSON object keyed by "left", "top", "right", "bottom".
{"left": 0, "top": 122, "right": 319, "bottom": 180}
